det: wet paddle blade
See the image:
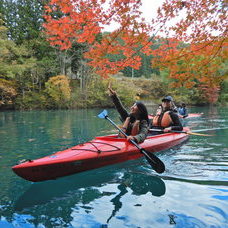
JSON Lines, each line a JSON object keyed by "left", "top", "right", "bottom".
{"left": 149, "top": 129, "right": 214, "bottom": 136}
{"left": 98, "top": 110, "right": 108, "bottom": 119}
{"left": 193, "top": 127, "right": 228, "bottom": 133}
{"left": 187, "top": 132, "right": 214, "bottom": 136}
{"left": 141, "top": 149, "right": 165, "bottom": 174}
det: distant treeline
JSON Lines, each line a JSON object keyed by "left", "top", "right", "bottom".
{"left": 0, "top": 0, "right": 227, "bottom": 110}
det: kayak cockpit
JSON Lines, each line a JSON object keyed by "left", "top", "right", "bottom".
{"left": 95, "top": 135, "right": 128, "bottom": 141}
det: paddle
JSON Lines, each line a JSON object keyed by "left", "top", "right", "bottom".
{"left": 149, "top": 129, "right": 214, "bottom": 136}
{"left": 98, "top": 110, "right": 165, "bottom": 174}
{"left": 193, "top": 127, "right": 228, "bottom": 133}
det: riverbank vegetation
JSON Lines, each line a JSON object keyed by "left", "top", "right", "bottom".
{"left": 0, "top": 0, "right": 227, "bottom": 110}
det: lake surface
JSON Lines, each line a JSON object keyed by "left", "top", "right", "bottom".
{"left": 0, "top": 106, "right": 228, "bottom": 228}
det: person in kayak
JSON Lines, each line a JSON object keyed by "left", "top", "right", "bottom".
{"left": 149, "top": 96, "right": 183, "bottom": 135}
{"left": 108, "top": 86, "right": 149, "bottom": 143}
{"left": 178, "top": 103, "right": 188, "bottom": 118}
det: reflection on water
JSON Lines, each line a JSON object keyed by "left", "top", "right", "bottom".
{"left": 106, "top": 172, "right": 166, "bottom": 223}
{"left": 12, "top": 165, "right": 166, "bottom": 227}
{"left": 1, "top": 107, "right": 228, "bottom": 227}
{"left": 14, "top": 168, "right": 166, "bottom": 209}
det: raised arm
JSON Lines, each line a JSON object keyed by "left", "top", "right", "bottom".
{"left": 108, "top": 86, "right": 129, "bottom": 121}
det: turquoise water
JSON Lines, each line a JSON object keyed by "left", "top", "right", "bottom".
{"left": 0, "top": 106, "right": 227, "bottom": 228}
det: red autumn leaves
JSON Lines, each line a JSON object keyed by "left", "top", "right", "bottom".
{"left": 43, "top": 0, "right": 227, "bottom": 103}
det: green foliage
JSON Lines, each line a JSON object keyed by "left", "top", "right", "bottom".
{"left": 121, "top": 53, "right": 159, "bottom": 78}
{"left": 1, "top": 0, "right": 59, "bottom": 86}
{"left": 218, "top": 78, "right": 228, "bottom": 104}
{"left": 159, "top": 69, "right": 170, "bottom": 82}
{"left": 1, "top": 0, "right": 46, "bottom": 44}
{"left": 130, "top": 76, "right": 168, "bottom": 100}
{"left": 85, "top": 75, "right": 110, "bottom": 107}
{"left": 44, "top": 75, "right": 71, "bottom": 108}
{"left": 217, "top": 60, "right": 228, "bottom": 104}
{"left": 0, "top": 0, "right": 227, "bottom": 110}
{"left": 166, "top": 86, "right": 206, "bottom": 106}
{"left": 15, "top": 91, "right": 46, "bottom": 110}
{"left": 109, "top": 77, "right": 141, "bottom": 106}
{"left": 76, "top": 75, "right": 140, "bottom": 108}
{"left": 0, "top": 78, "right": 17, "bottom": 106}
{"left": 0, "top": 19, "right": 36, "bottom": 80}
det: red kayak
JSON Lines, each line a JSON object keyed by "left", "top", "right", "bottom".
{"left": 181, "top": 113, "right": 203, "bottom": 119}
{"left": 12, "top": 127, "right": 189, "bottom": 182}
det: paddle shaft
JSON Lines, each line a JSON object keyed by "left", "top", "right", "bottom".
{"left": 105, "top": 116, "right": 156, "bottom": 163}
{"left": 105, "top": 116, "right": 140, "bottom": 148}
{"left": 149, "top": 129, "right": 187, "bottom": 134}
{"left": 149, "top": 128, "right": 213, "bottom": 136}
{"left": 98, "top": 109, "right": 165, "bottom": 173}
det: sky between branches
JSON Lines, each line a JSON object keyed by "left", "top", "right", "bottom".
{"left": 104, "top": 0, "right": 164, "bottom": 32}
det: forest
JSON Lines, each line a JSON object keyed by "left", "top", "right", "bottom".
{"left": 0, "top": 0, "right": 227, "bottom": 110}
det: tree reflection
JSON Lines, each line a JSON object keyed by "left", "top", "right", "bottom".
{"left": 107, "top": 172, "right": 166, "bottom": 223}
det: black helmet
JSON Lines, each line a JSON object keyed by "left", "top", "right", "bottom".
{"left": 162, "top": 96, "right": 173, "bottom": 102}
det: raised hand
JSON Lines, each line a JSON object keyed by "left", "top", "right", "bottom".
{"left": 108, "top": 82, "right": 116, "bottom": 96}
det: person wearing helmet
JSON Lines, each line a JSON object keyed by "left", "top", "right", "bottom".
{"left": 150, "top": 96, "right": 183, "bottom": 134}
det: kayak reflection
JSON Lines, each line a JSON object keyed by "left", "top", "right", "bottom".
{"left": 14, "top": 168, "right": 117, "bottom": 211}
{"left": 14, "top": 168, "right": 166, "bottom": 214}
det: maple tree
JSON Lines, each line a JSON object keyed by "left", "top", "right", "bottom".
{"left": 152, "top": 37, "right": 228, "bottom": 103}
{"left": 152, "top": 38, "right": 227, "bottom": 100}
{"left": 43, "top": 0, "right": 227, "bottom": 102}
{"left": 150, "top": 0, "right": 228, "bottom": 103}
{"left": 43, "top": 0, "right": 153, "bottom": 77}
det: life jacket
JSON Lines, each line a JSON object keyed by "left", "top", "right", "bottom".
{"left": 120, "top": 118, "right": 140, "bottom": 136}
{"left": 152, "top": 111, "right": 173, "bottom": 128}
{"left": 125, "top": 121, "right": 140, "bottom": 136}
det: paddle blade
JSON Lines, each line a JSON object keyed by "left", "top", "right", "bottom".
{"left": 98, "top": 110, "right": 108, "bottom": 119}
{"left": 141, "top": 149, "right": 165, "bottom": 173}
{"left": 193, "top": 127, "right": 228, "bottom": 133}
{"left": 188, "top": 132, "right": 214, "bottom": 136}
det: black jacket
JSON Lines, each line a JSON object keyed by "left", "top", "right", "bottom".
{"left": 110, "top": 94, "right": 148, "bottom": 143}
